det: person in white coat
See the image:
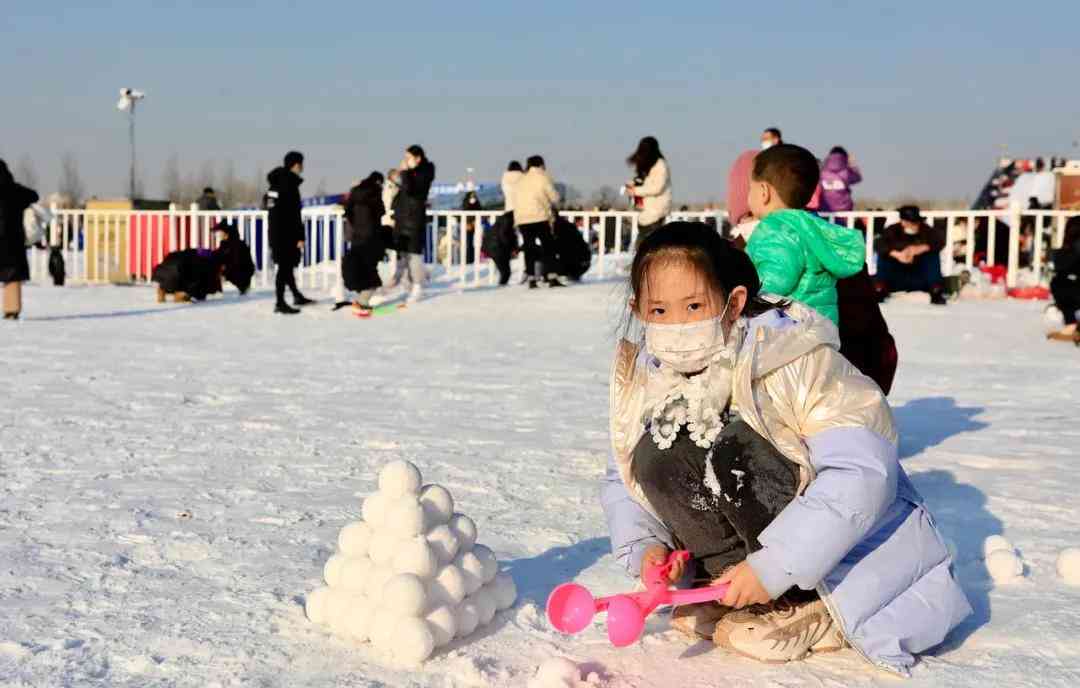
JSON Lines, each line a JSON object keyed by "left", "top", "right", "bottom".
{"left": 625, "top": 136, "right": 672, "bottom": 247}
{"left": 513, "top": 155, "right": 562, "bottom": 287}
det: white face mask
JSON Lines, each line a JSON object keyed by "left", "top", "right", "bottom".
{"left": 761, "top": 140, "right": 775, "bottom": 150}
{"left": 644, "top": 300, "right": 739, "bottom": 373}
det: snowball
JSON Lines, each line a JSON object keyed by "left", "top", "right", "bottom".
{"left": 392, "top": 616, "right": 436, "bottom": 664}
{"left": 530, "top": 656, "right": 582, "bottom": 688}
{"left": 425, "top": 605, "right": 457, "bottom": 647}
{"left": 1043, "top": 304, "right": 1066, "bottom": 333}
{"left": 1057, "top": 548, "right": 1080, "bottom": 585}
{"left": 305, "top": 586, "right": 333, "bottom": 625}
{"left": 383, "top": 573, "right": 429, "bottom": 617}
{"left": 362, "top": 493, "right": 391, "bottom": 528}
{"left": 387, "top": 496, "right": 427, "bottom": 539}
{"left": 986, "top": 549, "right": 1023, "bottom": 582}
{"left": 490, "top": 571, "right": 517, "bottom": 611}
{"left": 329, "top": 591, "right": 366, "bottom": 637}
{"left": 470, "top": 588, "right": 497, "bottom": 627}
{"left": 472, "top": 544, "right": 498, "bottom": 584}
{"left": 323, "top": 553, "right": 347, "bottom": 588}
{"left": 368, "top": 530, "right": 399, "bottom": 566}
{"left": 314, "top": 587, "right": 345, "bottom": 627}
{"left": 983, "top": 535, "right": 1013, "bottom": 558}
{"left": 370, "top": 606, "right": 400, "bottom": 652}
{"left": 343, "top": 597, "right": 375, "bottom": 643}
{"left": 365, "top": 566, "right": 397, "bottom": 599}
{"left": 338, "top": 521, "right": 373, "bottom": 557}
{"left": 426, "top": 524, "right": 461, "bottom": 564}
{"left": 456, "top": 551, "right": 485, "bottom": 595}
{"left": 419, "top": 484, "right": 455, "bottom": 526}
{"left": 379, "top": 460, "right": 422, "bottom": 497}
{"left": 537, "top": 656, "right": 579, "bottom": 680}
{"left": 454, "top": 600, "right": 480, "bottom": 638}
{"left": 449, "top": 514, "right": 477, "bottom": 553}
{"left": 428, "top": 564, "right": 467, "bottom": 607}
{"left": 393, "top": 537, "right": 439, "bottom": 580}
{"left": 338, "top": 556, "right": 373, "bottom": 592}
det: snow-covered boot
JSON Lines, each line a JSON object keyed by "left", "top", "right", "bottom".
{"left": 713, "top": 597, "right": 834, "bottom": 663}
{"left": 671, "top": 602, "right": 732, "bottom": 641}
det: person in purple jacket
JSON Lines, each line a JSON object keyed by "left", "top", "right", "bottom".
{"left": 819, "top": 146, "right": 862, "bottom": 213}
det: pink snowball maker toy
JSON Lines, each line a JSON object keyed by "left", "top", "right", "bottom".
{"left": 546, "top": 550, "right": 731, "bottom": 647}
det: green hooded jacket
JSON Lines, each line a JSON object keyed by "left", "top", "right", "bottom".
{"left": 746, "top": 209, "right": 866, "bottom": 324}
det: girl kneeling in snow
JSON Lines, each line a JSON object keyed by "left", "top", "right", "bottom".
{"left": 602, "top": 222, "right": 970, "bottom": 674}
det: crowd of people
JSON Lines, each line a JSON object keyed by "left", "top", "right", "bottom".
{"left": 3, "top": 137, "right": 1076, "bottom": 336}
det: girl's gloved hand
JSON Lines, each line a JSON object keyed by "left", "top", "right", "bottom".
{"left": 641, "top": 545, "right": 684, "bottom": 584}
{"left": 716, "top": 560, "right": 770, "bottom": 609}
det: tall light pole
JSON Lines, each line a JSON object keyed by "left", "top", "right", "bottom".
{"left": 117, "top": 88, "right": 146, "bottom": 200}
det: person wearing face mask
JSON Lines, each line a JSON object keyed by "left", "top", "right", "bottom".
{"left": 875, "top": 205, "right": 946, "bottom": 305}
{"left": 389, "top": 145, "right": 435, "bottom": 305}
{"left": 760, "top": 127, "right": 782, "bottom": 150}
{"left": 602, "top": 222, "right": 970, "bottom": 671}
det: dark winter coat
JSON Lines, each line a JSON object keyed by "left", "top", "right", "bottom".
{"left": 342, "top": 180, "right": 387, "bottom": 293}
{"left": 152, "top": 249, "right": 222, "bottom": 301}
{"left": 552, "top": 216, "right": 591, "bottom": 280}
{"left": 197, "top": 193, "right": 221, "bottom": 211}
{"left": 0, "top": 163, "right": 39, "bottom": 283}
{"left": 878, "top": 222, "right": 945, "bottom": 257}
{"left": 265, "top": 167, "right": 304, "bottom": 268}
{"left": 482, "top": 212, "right": 519, "bottom": 261}
{"left": 837, "top": 267, "right": 897, "bottom": 395}
{"left": 1051, "top": 238, "right": 1080, "bottom": 281}
{"left": 212, "top": 227, "right": 255, "bottom": 294}
{"left": 392, "top": 159, "right": 435, "bottom": 255}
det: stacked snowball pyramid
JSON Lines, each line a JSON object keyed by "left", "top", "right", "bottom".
{"left": 305, "top": 460, "right": 517, "bottom": 664}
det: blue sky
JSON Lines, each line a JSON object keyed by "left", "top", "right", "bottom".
{"left": 4, "top": 1, "right": 1079, "bottom": 204}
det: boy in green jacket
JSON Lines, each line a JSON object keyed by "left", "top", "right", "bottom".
{"left": 745, "top": 144, "right": 865, "bottom": 324}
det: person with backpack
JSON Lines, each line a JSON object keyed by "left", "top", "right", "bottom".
{"left": 266, "top": 151, "right": 313, "bottom": 314}
{"left": 0, "top": 159, "right": 39, "bottom": 320}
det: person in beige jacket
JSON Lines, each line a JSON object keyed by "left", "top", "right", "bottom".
{"left": 512, "top": 155, "right": 562, "bottom": 287}
{"left": 625, "top": 136, "right": 672, "bottom": 245}
{"left": 602, "top": 222, "right": 970, "bottom": 672}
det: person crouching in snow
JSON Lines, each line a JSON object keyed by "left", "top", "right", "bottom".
{"left": 211, "top": 221, "right": 255, "bottom": 295}
{"left": 602, "top": 222, "right": 970, "bottom": 674}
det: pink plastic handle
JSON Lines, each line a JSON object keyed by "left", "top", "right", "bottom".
{"left": 667, "top": 582, "right": 730, "bottom": 606}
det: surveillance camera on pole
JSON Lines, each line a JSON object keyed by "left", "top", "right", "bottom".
{"left": 116, "top": 88, "right": 146, "bottom": 199}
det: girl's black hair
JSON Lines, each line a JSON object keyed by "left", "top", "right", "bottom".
{"left": 627, "top": 136, "right": 663, "bottom": 179}
{"left": 406, "top": 144, "right": 425, "bottom": 160}
{"left": 622, "top": 222, "right": 783, "bottom": 340}
{"left": 828, "top": 145, "right": 848, "bottom": 157}
{"left": 507, "top": 160, "right": 523, "bottom": 172}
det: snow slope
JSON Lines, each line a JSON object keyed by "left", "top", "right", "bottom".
{"left": 1, "top": 283, "right": 1078, "bottom": 687}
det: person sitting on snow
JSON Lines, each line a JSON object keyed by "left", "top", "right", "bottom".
{"left": 875, "top": 205, "right": 947, "bottom": 305}
{"left": 1048, "top": 216, "right": 1080, "bottom": 343}
{"left": 212, "top": 221, "right": 255, "bottom": 295}
{"left": 603, "top": 223, "right": 970, "bottom": 672}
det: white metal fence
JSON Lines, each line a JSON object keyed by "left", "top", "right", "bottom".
{"left": 28, "top": 203, "right": 1080, "bottom": 293}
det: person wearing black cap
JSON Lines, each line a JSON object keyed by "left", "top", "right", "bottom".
{"left": 876, "top": 205, "right": 947, "bottom": 305}
{"left": 265, "top": 151, "right": 313, "bottom": 314}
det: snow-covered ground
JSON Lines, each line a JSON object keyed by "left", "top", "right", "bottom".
{"left": 1, "top": 282, "right": 1078, "bottom": 687}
